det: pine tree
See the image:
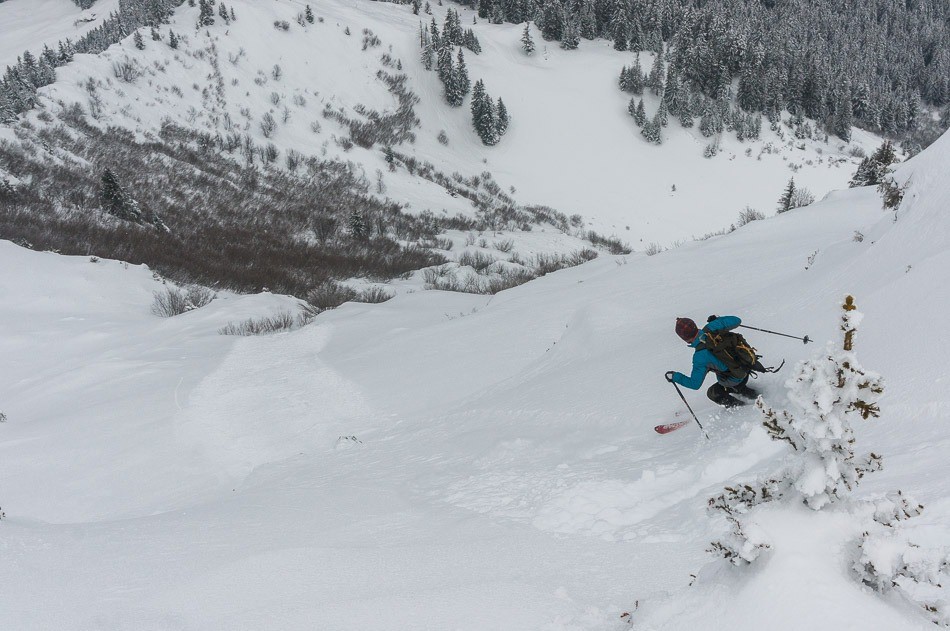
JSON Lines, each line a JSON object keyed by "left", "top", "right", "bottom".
{"left": 560, "top": 16, "right": 580, "bottom": 50}
{"left": 99, "top": 168, "right": 143, "bottom": 223}
{"left": 777, "top": 178, "right": 796, "bottom": 213}
{"left": 168, "top": 30, "right": 179, "bottom": 49}
{"left": 462, "top": 29, "right": 481, "bottom": 54}
{"left": 521, "top": 23, "right": 535, "bottom": 55}
{"left": 305, "top": 5, "right": 315, "bottom": 23}
{"left": 443, "top": 9, "right": 463, "bottom": 45}
{"left": 420, "top": 24, "right": 434, "bottom": 70}
{"left": 445, "top": 48, "right": 470, "bottom": 106}
{"left": 349, "top": 209, "right": 367, "bottom": 239}
{"left": 539, "top": 0, "right": 564, "bottom": 40}
{"left": 647, "top": 46, "right": 665, "bottom": 95}
{"left": 656, "top": 100, "right": 668, "bottom": 127}
{"left": 496, "top": 97, "right": 509, "bottom": 135}
{"left": 578, "top": 0, "right": 597, "bottom": 40}
{"left": 471, "top": 80, "right": 499, "bottom": 145}
{"left": 610, "top": 5, "right": 629, "bottom": 51}
{"left": 641, "top": 116, "right": 661, "bottom": 144}
{"left": 437, "top": 41, "right": 453, "bottom": 85}
{"left": 634, "top": 99, "right": 646, "bottom": 126}
{"left": 133, "top": 31, "right": 145, "bottom": 50}
{"left": 197, "top": 0, "right": 215, "bottom": 28}
{"left": 218, "top": 2, "right": 230, "bottom": 23}
{"left": 478, "top": 0, "right": 492, "bottom": 20}
{"left": 850, "top": 141, "right": 897, "bottom": 187}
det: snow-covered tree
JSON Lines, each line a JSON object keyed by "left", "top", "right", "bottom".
{"left": 471, "top": 79, "right": 499, "bottom": 145}
{"left": 496, "top": 97, "right": 509, "bottom": 135}
{"left": 197, "top": 0, "right": 215, "bottom": 28}
{"left": 758, "top": 296, "right": 884, "bottom": 510}
{"left": 521, "top": 23, "right": 535, "bottom": 55}
{"left": 560, "top": 16, "right": 580, "bottom": 50}
{"left": 776, "top": 178, "right": 796, "bottom": 213}
{"left": 133, "top": 31, "right": 145, "bottom": 50}
{"left": 850, "top": 141, "right": 898, "bottom": 188}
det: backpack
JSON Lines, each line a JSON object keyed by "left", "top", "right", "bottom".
{"left": 698, "top": 328, "right": 766, "bottom": 379}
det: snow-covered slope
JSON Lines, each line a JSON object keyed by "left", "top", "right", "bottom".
{"left": 3, "top": 125, "right": 949, "bottom": 628}
{"left": 0, "top": 0, "right": 121, "bottom": 68}
{"left": 10, "top": 0, "right": 877, "bottom": 246}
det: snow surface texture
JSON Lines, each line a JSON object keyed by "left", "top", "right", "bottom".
{"left": 1, "top": 1, "right": 947, "bottom": 628}
{"left": 6, "top": 0, "right": 878, "bottom": 248}
{"left": 4, "top": 129, "right": 950, "bottom": 628}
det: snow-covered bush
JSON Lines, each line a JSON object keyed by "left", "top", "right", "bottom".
{"left": 854, "top": 522, "right": 950, "bottom": 626}
{"left": 757, "top": 295, "right": 884, "bottom": 509}
{"left": 708, "top": 517, "right": 772, "bottom": 566}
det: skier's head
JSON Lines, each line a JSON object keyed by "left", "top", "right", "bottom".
{"left": 675, "top": 317, "right": 698, "bottom": 343}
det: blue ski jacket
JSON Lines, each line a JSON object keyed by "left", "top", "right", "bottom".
{"left": 671, "top": 316, "right": 743, "bottom": 390}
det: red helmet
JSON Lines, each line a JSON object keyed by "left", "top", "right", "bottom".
{"left": 675, "top": 317, "right": 698, "bottom": 343}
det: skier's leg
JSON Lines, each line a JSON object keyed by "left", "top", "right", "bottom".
{"left": 707, "top": 382, "right": 744, "bottom": 408}
{"left": 733, "top": 377, "right": 758, "bottom": 399}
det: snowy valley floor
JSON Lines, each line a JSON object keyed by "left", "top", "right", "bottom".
{"left": 3, "top": 136, "right": 950, "bottom": 628}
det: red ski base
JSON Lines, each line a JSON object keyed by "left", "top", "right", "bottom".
{"left": 654, "top": 420, "right": 689, "bottom": 434}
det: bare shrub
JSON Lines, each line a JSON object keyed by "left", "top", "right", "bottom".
{"left": 458, "top": 250, "right": 497, "bottom": 272}
{"left": 493, "top": 238, "right": 514, "bottom": 253}
{"left": 736, "top": 206, "right": 765, "bottom": 227}
{"left": 587, "top": 230, "right": 632, "bottom": 255}
{"left": 305, "top": 281, "right": 358, "bottom": 314}
{"left": 791, "top": 187, "right": 815, "bottom": 209}
{"left": 260, "top": 113, "right": 277, "bottom": 138}
{"left": 112, "top": 58, "right": 141, "bottom": 83}
{"left": 644, "top": 242, "right": 663, "bottom": 256}
{"left": 151, "top": 285, "right": 215, "bottom": 317}
{"left": 218, "top": 311, "right": 297, "bottom": 335}
{"left": 437, "top": 130, "right": 449, "bottom": 145}
{"left": 356, "top": 286, "right": 394, "bottom": 303}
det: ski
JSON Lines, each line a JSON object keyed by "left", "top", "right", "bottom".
{"left": 654, "top": 420, "right": 689, "bottom": 434}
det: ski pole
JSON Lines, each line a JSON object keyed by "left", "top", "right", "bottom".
{"left": 670, "top": 381, "right": 709, "bottom": 439}
{"left": 738, "top": 324, "right": 811, "bottom": 344}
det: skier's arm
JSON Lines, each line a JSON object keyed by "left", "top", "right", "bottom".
{"left": 671, "top": 352, "right": 709, "bottom": 390}
{"left": 705, "top": 315, "right": 741, "bottom": 332}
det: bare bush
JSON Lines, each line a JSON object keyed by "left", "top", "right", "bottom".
{"left": 218, "top": 311, "right": 298, "bottom": 335}
{"left": 357, "top": 286, "right": 394, "bottom": 303}
{"left": 260, "top": 112, "right": 277, "bottom": 138}
{"left": 644, "top": 242, "right": 663, "bottom": 256}
{"left": 112, "top": 58, "right": 141, "bottom": 83}
{"left": 151, "top": 285, "right": 215, "bottom": 317}
{"left": 493, "top": 238, "right": 514, "bottom": 253}
{"left": 458, "top": 250, "right": 497, "bottom": 272}
{"left": 304, "top": 281, "right": 358, "bottom": 314}
{"left": 736, "top": 206, "right": 765, "bottom": 227}
{"left": 587, "top": 230, "right": 632, "bottom": 255}
{"left": 790, "top": 187, "right": 815, "bottom": 208}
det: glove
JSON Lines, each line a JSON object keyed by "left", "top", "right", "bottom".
{"left": 665, "top": 371, "right": 676, "bottom": 383}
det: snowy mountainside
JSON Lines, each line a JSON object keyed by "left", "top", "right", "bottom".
{"left": 2, "top": 129, "right": 949, "bottom": 628}
{"left": 6, "top": 0, "right": 877, "bottom": 247}
{"left": 0, "top": 0, "right": 121, "bottom": 68}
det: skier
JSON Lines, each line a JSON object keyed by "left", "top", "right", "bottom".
{"left": 665, "top": 316, "right": 759, "bottom": 408}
